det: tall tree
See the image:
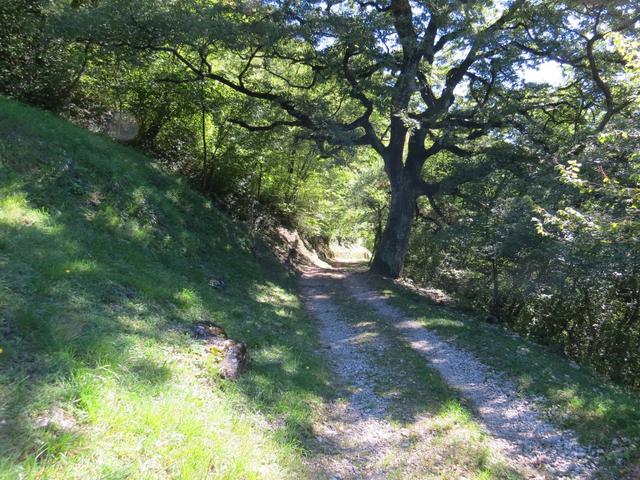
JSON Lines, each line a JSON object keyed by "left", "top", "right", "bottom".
{"left": 64, "top": 0, "right": 639, "bottom": 276}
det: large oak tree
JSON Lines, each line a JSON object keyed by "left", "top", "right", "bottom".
{"left": 67, "top": 0, "right": 639, "bottom": 277}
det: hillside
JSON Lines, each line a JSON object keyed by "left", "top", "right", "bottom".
{"left": 0, "top": 98, "right": 329, "bottom": 479}
{"left": 3, "top": 99, "right": 640, "bottom": 480}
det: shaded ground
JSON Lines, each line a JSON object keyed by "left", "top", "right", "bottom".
{"left": 300, "top": 264, "right": 600, "bottom": 480}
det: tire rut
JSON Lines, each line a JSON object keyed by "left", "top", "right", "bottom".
{"left": 300, "top": 267, "right": 400, "bottom": 480}
{"left": 344, "top": 270, "right": 599, "bottom": 480}
{"left": 300, "top": 266, "right": 527, "bottom": 480}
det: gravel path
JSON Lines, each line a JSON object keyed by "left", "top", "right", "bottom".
{"left": 300, "top": 265, "right": 526, "bottom": 479}
{"left": 300, "top": 263, "right": 601, "bottom": 479}
{"left": 345, "top": 271, "right": 599, "bottom": 479}
{"left": 299, "top": 266, "right": 402, "bottom": 479}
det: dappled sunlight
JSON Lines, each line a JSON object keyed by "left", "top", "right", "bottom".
{"left": 362, "top": 271, "right": 640, "bottom": 472}
{"left": 174, "top": 287, "right": 200, "bottom": 310}
{"left": 253, "top": 282, "right": 298, "bottom": 306}
{"left": 63, "top": 258, "right": 99, "bottom": 275}
{"left": 341, "top": 272, "right": 603, "bottom": 477}
{"left": 0, "top": 100, "right": 335, "bottom": 478}
{"left": 345, "top": 330, "right": 381, "bottom": 346}
{"left": 2, "top": 0, "right": 639, "bottom": 473}
{"left": 0, "top": 192, "right": 49, "bottom": 228}
{"left": 310, "top": 293, "right": 332, "bottom": 300}
{"left": 299, "top": 266, "right": 525, "bottom": 478}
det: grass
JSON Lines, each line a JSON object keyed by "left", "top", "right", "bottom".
{"left": 0, "top": 98, "right": 331, "bottom": 479}
{"left": 363, "top": 272, "right": 640, "bottom": 478}
{"left": 3, "top": 96, "right": 636, "bottom": 479}
{"left": 327, "top": 280, "right": 522, "bottom": 479}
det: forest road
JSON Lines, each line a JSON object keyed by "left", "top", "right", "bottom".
{"left": 299, "top": 264, "right": 599, "bottom": 480}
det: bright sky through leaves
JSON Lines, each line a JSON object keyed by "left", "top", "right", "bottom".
{"left": 520, "top": 60, "right": 566, "bottom": 86}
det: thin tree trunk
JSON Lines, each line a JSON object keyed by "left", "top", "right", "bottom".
{"left": 491, "top": 255, "right": 500, "bottom": 314}
{"left": 200, "top": 98, "right": 208, "bottom": 190}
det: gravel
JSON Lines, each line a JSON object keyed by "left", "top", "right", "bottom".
{"left": 346, "top": 272, "right": 599, "bottom": 480}
{"left": 300, "top": 266, "right": 401, "bottom": 480}
{"left": 300, "top": 266, "right": 527, "bottom": 479}
{"left": 300, "top": 264, "right": 600, "bottom": 479}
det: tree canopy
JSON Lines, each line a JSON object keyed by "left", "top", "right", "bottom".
{"left": 3, "top": 0, "right": 640, "bottom": 384}
{"left": 54, "top": 0, "right": 640, "bottom": 276}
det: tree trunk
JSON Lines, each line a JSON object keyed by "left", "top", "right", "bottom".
{"left": 491, "top": 255, "right": 500, "bottom": 314}
{"left": 369, "top": 174, "right": 417, "bottom": 278}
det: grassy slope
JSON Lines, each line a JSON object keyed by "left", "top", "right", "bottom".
{"left": 0, "top": 98, "right": 330, "bottom": 479}
{"left": 364, "top": 273, "right": 640, "bottom": 478}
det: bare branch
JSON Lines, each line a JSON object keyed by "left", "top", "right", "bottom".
{"left": 228, "top": 118, "right": 303, "bottom": 131}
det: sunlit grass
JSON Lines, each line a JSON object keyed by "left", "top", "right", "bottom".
{"left": 0, "top": 98, "right": 329, "bottom": 479}
{"left": 0, "top": 192, "right": 48, "bottom": 227}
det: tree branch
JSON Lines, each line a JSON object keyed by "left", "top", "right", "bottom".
{"left": 342, "top": 45, "right": 385, "bottom": 154}
{"left": 227, "top": 118, "right": 303, "bottom": 131}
